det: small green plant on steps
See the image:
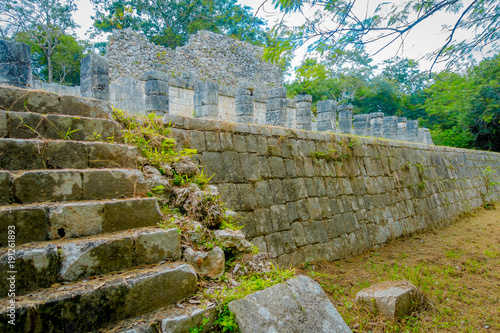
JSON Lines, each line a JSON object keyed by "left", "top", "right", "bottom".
{"left": 112, "top": 107, "right": 196, "bottom": 170}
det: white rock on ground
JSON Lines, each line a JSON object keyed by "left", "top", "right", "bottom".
{"left": 228, "top": 275, "right": 352, "bottom": 333}
{"left": 355, "top": 281, "right": 420, "bottom": 319}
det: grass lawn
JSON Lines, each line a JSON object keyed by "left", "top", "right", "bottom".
{"left": 300, "top": 204, "right": 500, "bottom": 332}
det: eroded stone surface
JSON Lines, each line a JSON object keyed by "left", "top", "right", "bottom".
{"left": 355, "top": 281, "right": 420, "bottom": 319}
{"left": 183, "top": 246, "right": 224, "bottom": 279}
{"left": 228, "top": 275, "right": 351, "bottom": 333}
{"left": 214, "top": 229, "right": 254, "bottom": 253}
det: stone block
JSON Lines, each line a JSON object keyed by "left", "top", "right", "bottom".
{"left": 270, "top": 204, "right": 290, "bottom": 231}
{"left": 88, "top": 142, "right": 137, "bottom": 169}
{"left": 0, "top": 139, "right": 46, "bottom": 170}
{"left": 0, "top": 39, "right": 31, "bottom": 65}
{"left": 134, "top": 228, "right": 181, "bottom": 263}
{"left": 269, "top": 179, "right": 286, "bottom": 204}
{"left": 45, "top": 140, "right": 89, "bottom": 169}
{"left": 236, "top": 184, "right": 257, "bottom": 210}
{"left": 80, "top": 53, "right": 109, "bottom": 76}
{"left": 222, "top": 151, "right": 244, "bottom": 183}
{"left": 145, "top": 79, "right": 169, "bottom": 96}
{"left": 355, "top": 281, "right": 420, "bottom": 319}
{"left": 264, "top": 232, "right": 285, "bottom": 257}
{"left": 254, "top": 181, "right": 273, "bottom": 208}
{"left": 0, "top": 206, "right": 48, "bottom": 246}
{"left": 240, "top": 153, "right": 260, "bottom": 181}
{"left": 103, "top": 198, "right": 161, "bottom": 233}
{"left": 145, "top": 94, "right": 169, "bottom": 111}
{"left": 268, "top": 156, "right": 286, "bottom": 178}
{"left": 13, "top": 170, "right": 83, "bottom": 204}
{"left": 233, "top": 135, "right": 247, "bottom": 152}
{"left": 184, "top": 246, "right": 224, "bottom": 279}
{"left": 228, "top": 275, "right": 351, "bottom": 333}
{"left": 0, "top": 63, "right": 32, "bottom": 88}
{"left": 254, "top": 208, "right": 274, "bottom": 235}
{"left": 59, "top": 236, "right": 135, "bottom": 281}
{"left": 281, "top": 230, "right": 297, "bottom": 253}
{"left": 0, "top": 245, "right": 58, "bottom": 297}
{"left": 214, "top": 229, "right": 254, "bottom": 253}
{"left": 160, "top": 305, "right": 217, "bottom": 333}
{"left": 195, "top": 104, "right": 218, "bottom": 119}
{"left": 0, "top": 171, "right": 10, "bottom": 205}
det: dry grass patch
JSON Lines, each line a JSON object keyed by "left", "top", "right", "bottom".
{"left": 300, "top": 204, "right": 500, "bottom": 332}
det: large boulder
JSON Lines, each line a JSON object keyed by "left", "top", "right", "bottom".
{"left": 355, "top": 281, "right": 420, "bottom": 319}
{"left": 228, "top": 275, "right": 351, "bottom": 333}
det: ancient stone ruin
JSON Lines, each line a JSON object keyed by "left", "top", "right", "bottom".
{"left": 1, "top": 37, "right": 499, "bottom": 332}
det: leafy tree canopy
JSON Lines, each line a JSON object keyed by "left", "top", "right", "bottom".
{"left": 270, "top": 0, "right": 500, "bottom": 71}
{"left": 0, "top": 0, "right": 79, "bottom": 83}
{"left": 91, "top": 0, "right": 270, "bottom": 48}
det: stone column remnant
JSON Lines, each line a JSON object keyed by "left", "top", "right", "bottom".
{"left": 406, "top": 120, "right": 419, "bottom": 142}
{"left": 0, "top": 40, "right": 32, "bottom": 88}
{"left": 338, "top": 104, "right": 353, "bottom": 134}
{"left": 418, "top": 128, "right": 434, "bottom": 145}
{"left": 194, "top": 81, "right": 219, "bottom": 119}
{"left": 144, "top": 70, "right": 169, "bottom": 115}
{"left": 370, "top": 112, "right": 384, "bottom": 137}
{"left": 235, "top": 82, "right": 255, "bottom": 124}
{"left": 317, "top": 100, "right": 337, "bottom": 132}
{"left": 397, "top": 117, "right": 407, "bottom": 141}
{"left": 266, "top": 87, "right": 288, "bottom": 127}
{"left": 80, "top": 54, "right": 109, "bottom": 101}
{"left": 382, "top": 116, "right": 398, "bottom": 140}
{"left": 294, "top": 94, "right": 312, "bottom": 131}
{"left": 353, "top": 114, "right": 370, "bottom": 137}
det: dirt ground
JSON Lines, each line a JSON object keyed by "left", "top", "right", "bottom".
{"left": 300, "top": 204, "right": 500, "bottom": 332}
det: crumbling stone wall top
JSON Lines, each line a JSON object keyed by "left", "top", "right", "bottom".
{"left": 107, "top": 29, "right": 283, "bottom": 89}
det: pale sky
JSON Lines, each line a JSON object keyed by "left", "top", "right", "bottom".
{"left": 73, "top": 0, "right": 488, "bottom": 73}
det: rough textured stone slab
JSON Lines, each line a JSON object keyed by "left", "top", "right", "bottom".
{"left": 0, "top": 171, "right": 10, "bottom": 205}
{"left": 0, "top": 245, "right": 59, "bottom": 298}
{"left": 229, "top": 275, "right": 351, "bottom": 333}
{"left": 0, "top": 262, "right": 197, "bottom": 333}
{"left": 13, "top": 170, "right": 83, "bottom": 204}
{"left": 82, "top": 169, "right": 148, "bottom": 200}
{"left": 355, "top": 281, "right": 420, "bottom": 319}
{"left": 0, "top": 85, "right": 112, "bottom": 118}
{"left": 103, "top": 198, "right": 161, "bottom": 233}
{"left": 184, "top": 246, "right": 225, "bottom": 279}
{"left": 88, "top": 142, "right": 138, "bottom": 168}
{"left": 0, "top": 206, "right": 48, "bottom": 246}
{"left": 99, "top": 303, "right": 216, "bottom": 333}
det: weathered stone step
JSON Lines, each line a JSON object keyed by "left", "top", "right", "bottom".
{"left": 0, "top": 138, "right": 137, "bottom": 170}
{"left": 0, "top": 227, "right": 180, "bottom": 297}
{"left": 98, "top": 302, "right": 217, "bottom": 333}
{"left": 0, "top": 262, "right": 197, "bottom": 333}
{"left": 1, "top": 168, "right": 149, "bottom": 205}
{"left": 0, "top": 110, "right": 124, "bottom": 143}
{"left": 0, "top": 198, "right": 162, "bottom": 246}
{"left": 0, "top": 85, "right": 113, "bottom": 118}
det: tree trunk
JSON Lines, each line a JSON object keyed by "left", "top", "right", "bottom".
{"left": 47, "top": 55, "right": 53, "bottom": 83}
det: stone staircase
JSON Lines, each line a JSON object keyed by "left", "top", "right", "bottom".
{"left": 0, "top": 86, "right": 199, "bottom": 332}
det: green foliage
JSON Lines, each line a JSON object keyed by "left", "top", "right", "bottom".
{"left": 423, "top": 54, "right": 500, "bottom": 151}
{"left": 90, "top": 0, "right": 269, "bottom": 49}
{"left": 112, "top": 108, "right": 196, "bottom": 169}
{"left": 1, "top": 0, "right": 79, "bottom": 83}
{"left": 16, "top": 32, "right": 86, "bottom": 85}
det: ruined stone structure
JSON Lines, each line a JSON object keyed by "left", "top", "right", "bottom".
{"left": 1, "top": 42, "right": 500, "bottom": 331}
{"left": 0, "top": 40, "right": 32, "bottom": 88}
{"left": 163, "top": 113, "right": 500, "bottom": 267}
{"left": 107, "top": 29, "right": 282, "bottom": 88}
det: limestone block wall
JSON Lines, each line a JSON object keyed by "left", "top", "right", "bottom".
{"left": 107, "top": 29, "right": 282, "bottom": 89}
{"left": 163, "top": 114, "right": 500, "bottom": 267}
{"left": 32, "top": 80, "right": 81, "bottom": 97}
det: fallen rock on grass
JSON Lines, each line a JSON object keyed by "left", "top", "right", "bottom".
{"left": 355, "top": 281, "right": 420, "bottom": 319}
{"left": 228, "top": 275, "right": 351, "bottom": 333}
